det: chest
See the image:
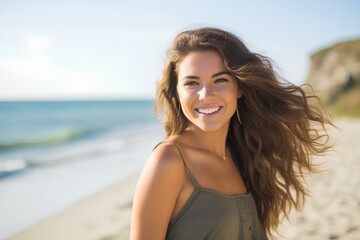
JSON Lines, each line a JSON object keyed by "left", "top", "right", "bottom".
{"left": 166, "top": 190, "right": 265, "bottom": 240}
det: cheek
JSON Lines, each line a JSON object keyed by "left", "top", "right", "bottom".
{"left": 225, "top": 89, "right": 241, "bottom": 105}
{"left": 178, "top": 91, "right": 197, "bottom": 117}
{"left": 177, "top": 88, "right": 193, "bottom": 103}
{"left": 176, "top": 88, "right": 188, "bottom": 109}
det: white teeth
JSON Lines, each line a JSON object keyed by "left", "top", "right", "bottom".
{"left": 197, "top": 107, "right": 220, "bottom": 114}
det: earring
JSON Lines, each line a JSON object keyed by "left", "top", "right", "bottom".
{"left": 236, "top": 108, "right": 242, "bottom": 124}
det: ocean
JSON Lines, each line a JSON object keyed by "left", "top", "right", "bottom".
{"left": 0, "top": 100, "right": 164, "bottom": 239}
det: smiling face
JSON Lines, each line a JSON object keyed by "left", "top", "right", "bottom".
{"left": 176, "top": 50, "right": 242, "bottom": 132}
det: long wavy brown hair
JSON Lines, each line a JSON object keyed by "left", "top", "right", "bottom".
{"left": 155, "top": 27, "right": 333, "bottom": 238}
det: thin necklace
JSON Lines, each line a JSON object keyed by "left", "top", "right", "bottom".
{"left": 214, "top": 152, "right": 227, "bottom": 161}
{"left": 203, "top": 148, "right": 227, "bottom": 161}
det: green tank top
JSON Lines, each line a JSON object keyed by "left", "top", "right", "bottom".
{"left": 157, "top": 142, "right": 267, "bottom": 240}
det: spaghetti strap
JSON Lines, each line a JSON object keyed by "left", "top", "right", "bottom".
{"left": 153, "top": 141, "right": 201, "bottom": 189}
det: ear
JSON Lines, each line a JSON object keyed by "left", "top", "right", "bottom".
{"left": 237, "top": 88, "right": 243, "bottom": 99}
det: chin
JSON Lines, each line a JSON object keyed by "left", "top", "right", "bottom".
{"left": 195, "top": 123, "right": 227, "bottom": 132}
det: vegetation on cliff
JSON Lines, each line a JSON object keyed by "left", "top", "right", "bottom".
{"left": 306, "top": 38, "right": 360, "bottom": 117}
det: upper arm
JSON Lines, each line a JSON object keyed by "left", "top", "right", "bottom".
{"left": 130, "top": 143, "right": 185, "bottom": 240}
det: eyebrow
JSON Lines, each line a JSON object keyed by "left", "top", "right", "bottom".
{"left": 182, "top": 71, "right": 231, "bottom": 80}
{"left": 212, "top": 71, "right": 231, "bottom": 78}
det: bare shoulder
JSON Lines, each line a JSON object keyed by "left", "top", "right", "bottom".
{"left": 131, "top": 142, "right": 186, "bottom": 239}
{"left": 134, "top": 142, "right": 187, "bottom": 195}
{"left": 146, "top": 141, "right": 185, "bottom": 175}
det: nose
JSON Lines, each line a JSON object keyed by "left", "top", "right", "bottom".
{"left": 198, "top": 84, "right": 215, "bottom": 101}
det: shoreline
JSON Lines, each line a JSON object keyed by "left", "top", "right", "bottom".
{"left": 9, "top": 173, "right": 139, "bottom": 240}
{"left": 0, "top": 123, "right": 164, "bottom": 240}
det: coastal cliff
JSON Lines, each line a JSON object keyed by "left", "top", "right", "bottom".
{"left": 306, "top": 38, "right": 360, "bottom": 117}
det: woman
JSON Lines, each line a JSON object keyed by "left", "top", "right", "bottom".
{"left": 130, "top": 27, "right": 332, "bottom": 239}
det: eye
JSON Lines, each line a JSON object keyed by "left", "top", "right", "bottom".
{"left": 215, "top": 78, "right": 229, "bottom": 83}
{"left": 184, "top": 81, "right": 199, "bottom": 86}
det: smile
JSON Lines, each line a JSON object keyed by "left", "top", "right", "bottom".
{"left": 196, "top": 106, "right": 221, "bottom": 115}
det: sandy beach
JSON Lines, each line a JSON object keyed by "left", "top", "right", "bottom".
{"left": 276, "top": 118, "right": 360, "bottom": 240}
{"left": 9, "top": 118, "right": 360, "bottom": 240}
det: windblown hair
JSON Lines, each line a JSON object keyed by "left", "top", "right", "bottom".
{"left": 155, "top": 27, "right": 333, "bottom": 238}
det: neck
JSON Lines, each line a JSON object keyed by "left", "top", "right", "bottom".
{"left": 187, "top": 124, "right": 229, "bottom": 156}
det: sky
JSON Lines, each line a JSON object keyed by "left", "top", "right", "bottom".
{"left": 0, "top": 0, "right": 359, "bottom": 100}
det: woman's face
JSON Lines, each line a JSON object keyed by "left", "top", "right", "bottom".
{"left": 176, "top": 50, "right": 242, "bottom": 132}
